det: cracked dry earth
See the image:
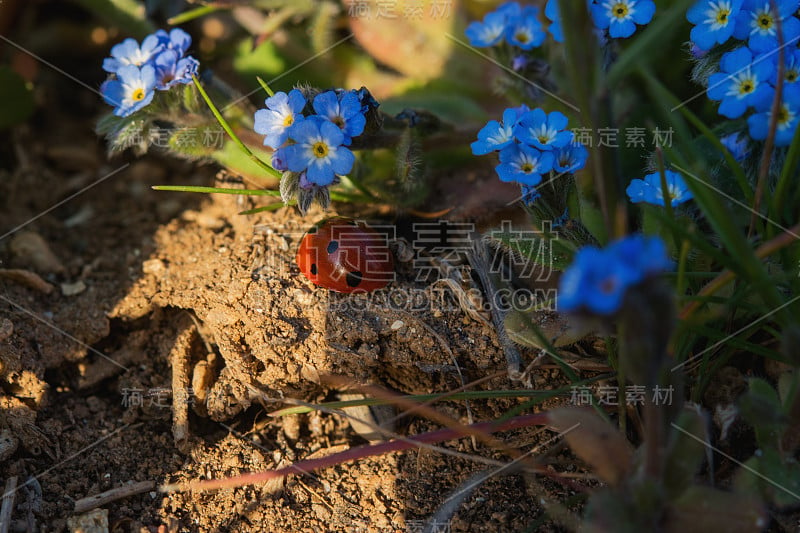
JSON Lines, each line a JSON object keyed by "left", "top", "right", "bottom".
{"left": 0, "top": 123, "right": 584, "bottom": 532}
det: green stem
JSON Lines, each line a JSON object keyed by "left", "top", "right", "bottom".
{"left": 191, "top": 75, "right": 280, "bottom": 179}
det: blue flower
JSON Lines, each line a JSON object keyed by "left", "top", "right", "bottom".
{"left": 496, "top": 143, "right": 555, "bottom": 186}
{"left": 100, "top": 64, "right": 156, "bottom": 117}
{"left": 282, "top": 116, "right": 355, "bottom": 186}
{"left": 471, "top": 108, "right": 521, "bottom": 155}
{"left": 733, "top": 0, "right": 800, "bottom": 53}
{"left": 553, "top": 143, "right": 589, "bottom": 173}
{"left": 465, "top": 10, "right": 509, "bottom": 47}
{"left": 153, "top": 49, "right": 198, "bottom": 90}
{"left": 768, "top": 47, "right": 800, "bottom": 86}
{"left": 626, "top": 170, "right": 693, "bottom": 207}
{"left": 591, "top": 0, "right": 656, "bottom": 39}
{"left": 747, "top": 89, "right": 800, "bottom": 146}
{"left": 687, "top": 0, "right": 744, "bottom": 50}
{"left": 506, "top": 6, "right": 546, "bottom": 49}
{"left": 102, "top": 35, "right": 163, "bottom": 73}
{"left": 707, "top": 47, "right": 774, "bottom": 118}
{"left": 607, "top": 234, "right": 673, "bottom": 282}
{"left": 558, "top": 235, "right": 671, "bottom": 315}
{"left": 515, "top": 108, "right": 574, "bottom": 150}
{"left": 720, "top": 132, "right": 751, "bottom": 161}
{"left": 253, "top": 89, "right": 307, "bottom": 150}
{"left": 155, "top": 28, "right": 192, "bottom": 56}
{"left": 312, "top": 90, "right": 366, "bottom": 145}
{"left": 558, "top": 247, "right": 635, "bottom": 314}
{"left": 545, "top": 0, "right": 564, "bottom": 42}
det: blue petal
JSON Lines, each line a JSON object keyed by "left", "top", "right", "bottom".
{"left": 631, "top": 1, "right": 656, "bottom": 25}
{"left": 609, "top": 19, "right": 637, "bottom": 38}
{"left": 548, "top": 111, "right": 568, "bottom": 131}
{"left": 306, "top": 160, "right": 336, "bottom": 186}
{"left": 318, "top": 118, "right": 345, "bottom": 147}
{"left": 313, "top": 91, "right": 339, "bottom": 117}
{"left": 327, "top": 145, "right": 356, "bottom": 175}
{"left": 282, "top": 144, "right": 311, "bottom": 172}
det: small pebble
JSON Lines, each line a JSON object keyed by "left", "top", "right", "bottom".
{"left": 142, "top": 258, "right": 166, "bottom": 275}
{"left": 61, "top": 280, "right": 87, "bottom": 296}
{"left": 390, "top": 320, "right": 404, "bottom": 330}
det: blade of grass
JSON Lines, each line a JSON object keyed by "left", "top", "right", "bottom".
{"left": 270, "top": 376, "right": 612, "bottom": 417}
{"left": 153, "top": 185, "right": 281, "bottom": 195}
{"left": 256, "top": 76, "right": 275, "bottom": 98}
{"left": 167, "top": 5, "right": 221, "bottom": 25}
{"left": 772, "top": 117, "right": 800, "bottom": 224}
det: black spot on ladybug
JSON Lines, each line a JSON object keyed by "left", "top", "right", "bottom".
{"left": 310, "top": 263, "right": 318, "bottom": 275}
{"left": 327, "top": 240, "right": 339, "bottom": 254}
{"left": 346, "top": 270, "right": 363, "bottom": 287}
{"left": 308, "top": 225, "right": 319, "bottom": 234}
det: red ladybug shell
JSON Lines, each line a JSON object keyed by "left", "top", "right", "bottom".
{"left": 296, "top": 218, "right": 394, "bottom": 293}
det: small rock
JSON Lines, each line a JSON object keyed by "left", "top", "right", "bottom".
{"left": 9, "top": 231, "right": 65, "bottom": 274}
{"left": 142, "top": 259, "right": 166, "bottom": 275}
{"left": 66, "top": 508, "right": 108, "bottom": 533}
{"left": 61, "top": 280, "right": 87, "bottom": 296}
{"left": 390, "top": 320, "right": 404, "bottom": 330}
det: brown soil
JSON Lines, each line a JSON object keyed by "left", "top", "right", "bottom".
{"left": 0, "top": 105, "right": 583, "bottom": 531}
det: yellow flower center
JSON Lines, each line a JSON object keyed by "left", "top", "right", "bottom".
{"left": 131, "top": 88, "right": 145, "bottom": 101}
{"left": 521, "top": 162, "right": 534, "bottom": 173}
{"left": 613, "top": 3, "right": 629, "bottom": 19}
{"left": 515, "top": 31, "right": 529, "bottom": 43}
{"left": 283, "top": 115, "right": 294, "bottom": 127}
{"left": 716, "top": 10, "right": 729, "bottom": 24}
{"left": 758, "top": 14, "right": 773, "bottom": 30}
{"left": 739, "top": 80, "right": 754, "bottom": 94}
{"left": 312, "top": 142, "right": 329, "bottom": 158}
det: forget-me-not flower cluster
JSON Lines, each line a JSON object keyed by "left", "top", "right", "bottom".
{"left": 688, "top": 0, "right": 800, "bottom": 145}
{"left": 254, "top": 88, "right": 371, "bottom": 187}
{"left": 101, "top": 29, "right": 199, "bottom": 117}
{"left": 466, "top": 1, "right": 655, "bottom": 48}
{"left": 471, "top": 105, "right": 588, "bottom": 202}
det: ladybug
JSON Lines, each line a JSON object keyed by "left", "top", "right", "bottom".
{"left": 295, "top": 218, "right": 394, "bottom": 293}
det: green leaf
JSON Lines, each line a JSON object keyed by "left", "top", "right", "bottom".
{"left": 232, "top": 39, "right": 286, "bottom": 85}
{"left": 663, "top": 408, "right": 708, "bottom": 498}
{"left": 738, "top": 377, "right": 786, "bottom": 449}
{"left": 212, "top": 140, "right": 279, "bottom": 183}
{"left": 664, "top": 485, "right": 766, "bottom": 533}
{"left": 735, "top": 450, "right": 800, "bottom": 508}
{"left": 0, "top": 66, "right": 34, "bottom": 129}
